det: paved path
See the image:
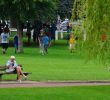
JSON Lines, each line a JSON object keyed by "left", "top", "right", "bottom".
{"left": 0, "top": 80, "right": 110, "bottom": 88}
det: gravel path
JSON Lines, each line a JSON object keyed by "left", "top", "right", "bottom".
{"left": 0, "top": 80, "right": 110, "bottom": 88}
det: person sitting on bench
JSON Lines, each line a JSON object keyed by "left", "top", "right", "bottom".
{"left": 6, "top": 56, "right": 27, "bottom": 82}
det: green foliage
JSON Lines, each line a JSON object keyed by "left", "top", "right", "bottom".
{"left": 0, "top": 0, "right": 35, "bottom": 21}
{"left": 34, "top": 0, "right": 58, "bottom": 21}
{"left": 0, "top": 0, "right": 58, "bottom": 21}
{"left": 0, "top": 0, "right": 58, "bottom": 53}
{"left": 72, "top": 0, "right": 110, "bottom": 64}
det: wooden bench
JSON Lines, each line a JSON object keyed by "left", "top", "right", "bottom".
{"left": 0, "top": 66, "right": 31, "bottom": 81}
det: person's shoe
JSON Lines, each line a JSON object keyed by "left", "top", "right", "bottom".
{"left": 17, "top": 80, "right": 21, "bottom": 83}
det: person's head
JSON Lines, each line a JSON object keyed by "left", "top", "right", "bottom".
{"left": 10, "top": 56, "right": 15, "bottom": 62}
{"left": 40, "top": 29, "right": 44, "bottom": 35}
{"left": 4, "top": 28, "right": 8, "bottom": 33}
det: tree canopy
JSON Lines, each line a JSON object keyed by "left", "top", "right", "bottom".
{"left": 0, "top": 0, "right": 58, "bottom": 21}
{"left": 72, "top": 0, "right": 110, "bottom": 64}
{"left": 0, "top": 0, "right": 58, "bottom": 53}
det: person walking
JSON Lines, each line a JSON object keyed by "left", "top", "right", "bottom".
{"left": 0, "top": 28, "right": 9, "bottom": 54}
{"left": 69, "top": 34, "right": 76, "bottom": 53}
{"left": 14, "top": 34, "right": 18, "bottom": 53}
{"left": 42, "top": 34, "right": 49, "bottom": 54}
{"left": 38, "top": 29, "right": 44, "bottom": 55}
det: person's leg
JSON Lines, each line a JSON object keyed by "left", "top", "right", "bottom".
{"left": 39, "top": 43, "right": 42, "bottom": 54}
{"left": 44, "top": 45, "right": 47, "bottom": 53}
{"left": 2, "top": 43, "right": 6, "bottom": 54}
{"left": 18, "top": 67, "right": 26, "bottom": 77}
{"left": 73, "top": 44, "right": 75, "bottom": 50}
{"left": 45, "top": 45, "right": 48, "bottom": 54}
{"left": 71, "top": 44, "right": 74, "bottom": 53}
{"left": 41, "top": 43, "right": 44, "bottom": 55}
{"left": 16, "top": 67, "right": 27, "bottom": 82}
{"left": 16, "top": 68, "right": 21, "bottom": 81}
{"left": 2, "top": 48, "right": 5, "bottom": 54}
{"left": 15, "top": 47, "right": 17, "bottom": 54}
{"left": 69, "top": 44, "right": 73, "bottom": 53}
{"left": 5, "top": 43, "right": 9, "bottom": 54}
{"left": 14, "top": 44, "right": 18, "bottom": 53}
{"left": 42, "top": 44, "right": 45, "bottom": 55}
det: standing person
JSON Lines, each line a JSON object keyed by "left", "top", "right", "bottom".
{"left": 0, "top": 28, "right": 9, "bottom": 54}
{"left": 69, "top": 34, "right": 76, "bottom": 53}
{"left": 42, "top": 34, "right": 49, "bottom": 54}
{"left": 6, "top": 56, "right": 27, "bottom": 82}
{"left": 38, "top": 29, "right": 44, "bottom": 55}
{"left": 14, "top": 34, "right": 18, "bottom": 53}
{"left": 26, "top": 22, "right": 31, "bottom": 45}
{"left": 51, "top": 23, "right": 57, "bottom": 41}
{"left": 66, "top": 23, "right": 71, "bottom": 44}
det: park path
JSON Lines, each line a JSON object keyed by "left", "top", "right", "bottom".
{"left": 0, "top": 80, "right": 110, "bottom": 88}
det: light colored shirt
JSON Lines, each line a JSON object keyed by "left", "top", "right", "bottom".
{"left": 1, "top": 33, "right": 9, "bottom": 43}
{"left": 6, "top": 60, "right": 18, "bottom": 68}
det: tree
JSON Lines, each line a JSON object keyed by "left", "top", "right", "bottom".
{"left": 0, "top": 0, "right": 58, "bottom": 53}
{"left": 72, "top": 0, "right": 110, "bottom": 64}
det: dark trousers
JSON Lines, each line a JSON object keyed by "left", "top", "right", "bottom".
{"left": 44, "top": 45, "right": 48, "bottom": 53}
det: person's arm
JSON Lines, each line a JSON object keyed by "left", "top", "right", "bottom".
{"left": 6, "top": 60, "right": 11, "bottom": 69}
{"left": 13, "top": 61, "right": 18, "bottom": 68}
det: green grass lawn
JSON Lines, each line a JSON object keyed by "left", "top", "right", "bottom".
{"left": 0, "top": 86, "right": 110, "bottom": 100}
{"left": 0, "top": 40, "right": 110, "bottom": 81}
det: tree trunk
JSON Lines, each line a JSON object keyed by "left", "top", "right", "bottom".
{"left": 10, "top": 18, "right": 17, "bottom": 28}
{"left": 17, "top": 20, "right": 24, "bottom": 53}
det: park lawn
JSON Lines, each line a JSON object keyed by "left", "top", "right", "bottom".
{"left": 0, "top": 86, "right": 110, "bottom": 100}
{"left": 0, "top": 40, "right": 110, "bottom": 81}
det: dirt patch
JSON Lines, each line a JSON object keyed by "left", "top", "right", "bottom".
{"left": 0, "top": 80, "right": 110, "bottom": 88}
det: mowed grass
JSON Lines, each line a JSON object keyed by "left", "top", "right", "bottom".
{"left": 0, "top": 86, "right": 110, "bottom": 100}
{"left": 0, "top": 40, "right": 110, "bottom": 81}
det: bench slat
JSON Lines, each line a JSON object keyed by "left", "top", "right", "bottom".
{"left": 0, "top": 71, "right": 31, "bottom": 81}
